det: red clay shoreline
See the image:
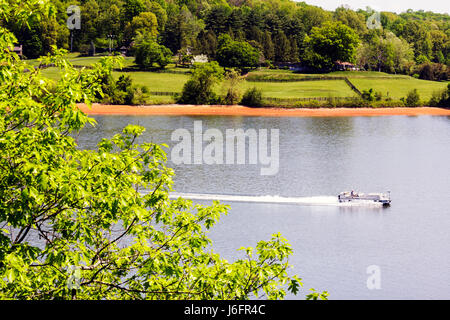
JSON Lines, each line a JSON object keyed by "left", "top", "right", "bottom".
{"left": 78, "top": 103, "right": 450, "bottom": 117}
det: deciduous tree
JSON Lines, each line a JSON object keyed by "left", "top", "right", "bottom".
{"left": 133, "top": 31, "right": 172, "bottom": 69}
{"left": 178, "top": 61, "right": 224, "bottom": 104}
{"left": 1, "top": 0, "right": 328, "bottom": 301}
{"left": 216, "top": 34, "right": 260, "bottom": 72}
{"left": 303, "top": 21, "right": 360, "bottom": 71}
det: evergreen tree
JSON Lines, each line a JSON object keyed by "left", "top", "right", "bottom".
{"left": 273, "top": 30, "right": 290, "bottom": 62}
{"left": 262, "top": 30, "right": 275, "bottom": 61}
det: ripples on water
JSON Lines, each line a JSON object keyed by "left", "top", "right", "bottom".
{"left": 76, "top": 115, "right": 450, "bottom": 299}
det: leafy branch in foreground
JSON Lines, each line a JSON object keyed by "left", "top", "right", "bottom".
{"left": 0, "top": 0, "right": 327, "bottom": 300}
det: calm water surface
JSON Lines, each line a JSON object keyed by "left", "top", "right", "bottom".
{"left": 77, "top": 115, "right": 450, "bottom": 300}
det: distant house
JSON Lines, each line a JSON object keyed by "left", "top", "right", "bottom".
{"left": 192, "top": 54, "right": 208, "bottom": 63}
{"left": 334, "top": 60, "right": 360, "bottom": 71}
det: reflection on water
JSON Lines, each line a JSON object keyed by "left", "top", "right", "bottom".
{"left": 77, "top": 115, "right": 450, "bottom": 299}
{"left": 304, "top": 117, "right": 355, "bottom": 137}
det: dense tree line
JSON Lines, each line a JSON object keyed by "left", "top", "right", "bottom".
{"left": 1, "top": 0, "right": 449, "bottom": 76}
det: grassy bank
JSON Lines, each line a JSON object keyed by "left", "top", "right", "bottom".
{"left": 37, "top": 56, "right": 449, "bottom": 107}
{"left": 350, "top": 78, "right": 448, "bottom": 101}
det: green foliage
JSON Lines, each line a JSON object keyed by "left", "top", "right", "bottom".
{"left": 124, "top": 0, "right": 146, "bottom": 23}
{"left": 221, "top": 69, "right": 243, "bottom": 105}
{"left": 429, "top": 84, "right": 450, "bottom": 108}
{"left": 333, "top": 6, "right": 367, "bottom": 36}
{"left": 178, "top": 61, "right": 224, "bottom": 104}
{"left": 176, "top": 47, "right": 194, "bottom": 67}
{"left": 361, "top": 88, "right": 383, "bottom": 101}
{"left": 361, "top": 88, "right": 376, "bottom": 101}
{"left": 216, "top": 34, "right": 260, "bottom": 72}
{"left": 101, "top": 74, "right": 149, "bottom": 105}
{"left": 241, "top": 87, "right": 263, "bottom": 107}
{"left": 404, "top": 89, "right": 421, "bottom": 107}
{"left": 415, "top": 54, "right": 430, "bottom": 65}
{"left": 397, "top": 21, "right": 433, "bottom": 60}
{"left": 133, "top": 31, "right": 172, "bottom": 70}
{"left": 124, "top": 11, "right": 159, "bottom": 43}
{"left": 273, "top": 31, "right": 291, "bottom": 63}
{"left": 0, "top": 1, "right": 326, "bottom": 300}
{"left": 146, "top": 1, "right": 168, "bottom": 33}
{"left": 374, "top": 91, "right": 383, "bottom": 101}
{"left": 2, "top": 0, "right": 448, "bottom": 83}
{"left": 361, "top": 89, "right": 373, "bottom": 101}
{"left": 306, "top": 289, "right": 330, "bottom": 300}
{"left": 417, "top": 62, "right": 449, "bottom": 81}
{"left": 303, "top": 21, "right": 360, "bottom": 71}
{"left": 356, "top": 31, "right": 414, "bottom": 74}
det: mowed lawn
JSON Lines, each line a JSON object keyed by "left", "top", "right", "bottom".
{"left": 351, "top": 78, "right": 449, "bottom": 100}
{"left": 68, "top": 56, "right": 136, "bottom": 68}
{"left": 39, "top": 67, "right": 190, "bottom": 92}
{"left": 113, "top": 71, "right": 189, "bottom": 92}
{"left": 123, "top": 73, "right": 357, "bottom": 98}
{"left": 37, "top": 59, "right": 448, "bottom": 101}
{"left": 112, "top": 71, "right": 357, "bottom": 98}
{"left": 242, "top": 80, "right": 356, "bottom": 98}
{"left": 327, "top": 71, "right": 410, "bottom": 78}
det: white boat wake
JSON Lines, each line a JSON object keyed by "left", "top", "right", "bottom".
{"left": 169, "top": 193, "right": 384, "bottom": 207}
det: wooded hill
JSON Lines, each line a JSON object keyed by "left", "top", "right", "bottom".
{"left": 2, "top": 0, "right": 449, "bottom": 77}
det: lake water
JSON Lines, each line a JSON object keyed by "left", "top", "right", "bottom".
{"left": 77, "top": 114, "right": 450, "bottom": 300}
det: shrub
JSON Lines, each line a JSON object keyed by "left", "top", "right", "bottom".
{"left": 240, "top": 87, "right": 263, "bottom": 107}
{"left": 429, "top": 84, "right": 450, "bottom": 108}
{"left": 404, "top": 89, "right": 420, "bottom": 107}
{"left": 178, "top": 62, "right": 224, "bottom": 104}
{"left": 325, "top": 97, "right": 338, "bottom": 108}
{"left": 375, "top": 91, "right": 383, "bottom": 101}
{"left": 372, "top": 100, "right": 405, "bottom": 108}
{"left": 362, "top": 88, "right": 375, "bottom": 101}
{"left": 417, "top": 62, "right": 449, "bottom": 81}
{"left": 100, "top": 75, "right": 148, "bottom": 105}
{"left": 130, "top": 86, "right": 148, "bottom": 105}
{"left": 306, "top": 100, "right": 322, "bottom": 108}
{"left": 346, "top": 96, "right": 371, "bottom": 107}
{"left": 221, "top": 69, "right": 242, "bottom": 105}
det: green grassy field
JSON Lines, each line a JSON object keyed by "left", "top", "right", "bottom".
{"left": 115, "top": 72, "right": 356, "bottom": 98}
{"left": 34, "top": 56, "right": 448, "bottom": 103}
{"left": 351, "top": 78, "right": 449, "bottom": 100}
{"left": 241, "top": 80, "right": 356, "bottom": 98}
{"left": 327, "top": 71, "right": 410, "bottom": 78}
{"left": 246, "top": 69, "right": 411, "bottom": 80}
{"left": 68, "top": 56, "right": 136, "bottom": 68}
{"left": 39, "top": 66, "right": 190, "bottom": 92}
{"left": 113, "top": 71, "right": 189, "bottom": 92}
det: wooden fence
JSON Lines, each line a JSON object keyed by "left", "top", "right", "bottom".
{"left": 248, "top": 76, "right": 363, "bottom": 97}
{"left": 146, "top": 92, "right": 358, "bottom": 102}
{"left": 264, "top": 96, "right": 356, "bottom": 102}
{"left": 149, "top": 91, "right": 179, "bottom": 96}
{"left": 246, "top": 76, "right": 344, "bottom": 82}
{"left": 343, "top": 77, "right": 362, "bottom": 96}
